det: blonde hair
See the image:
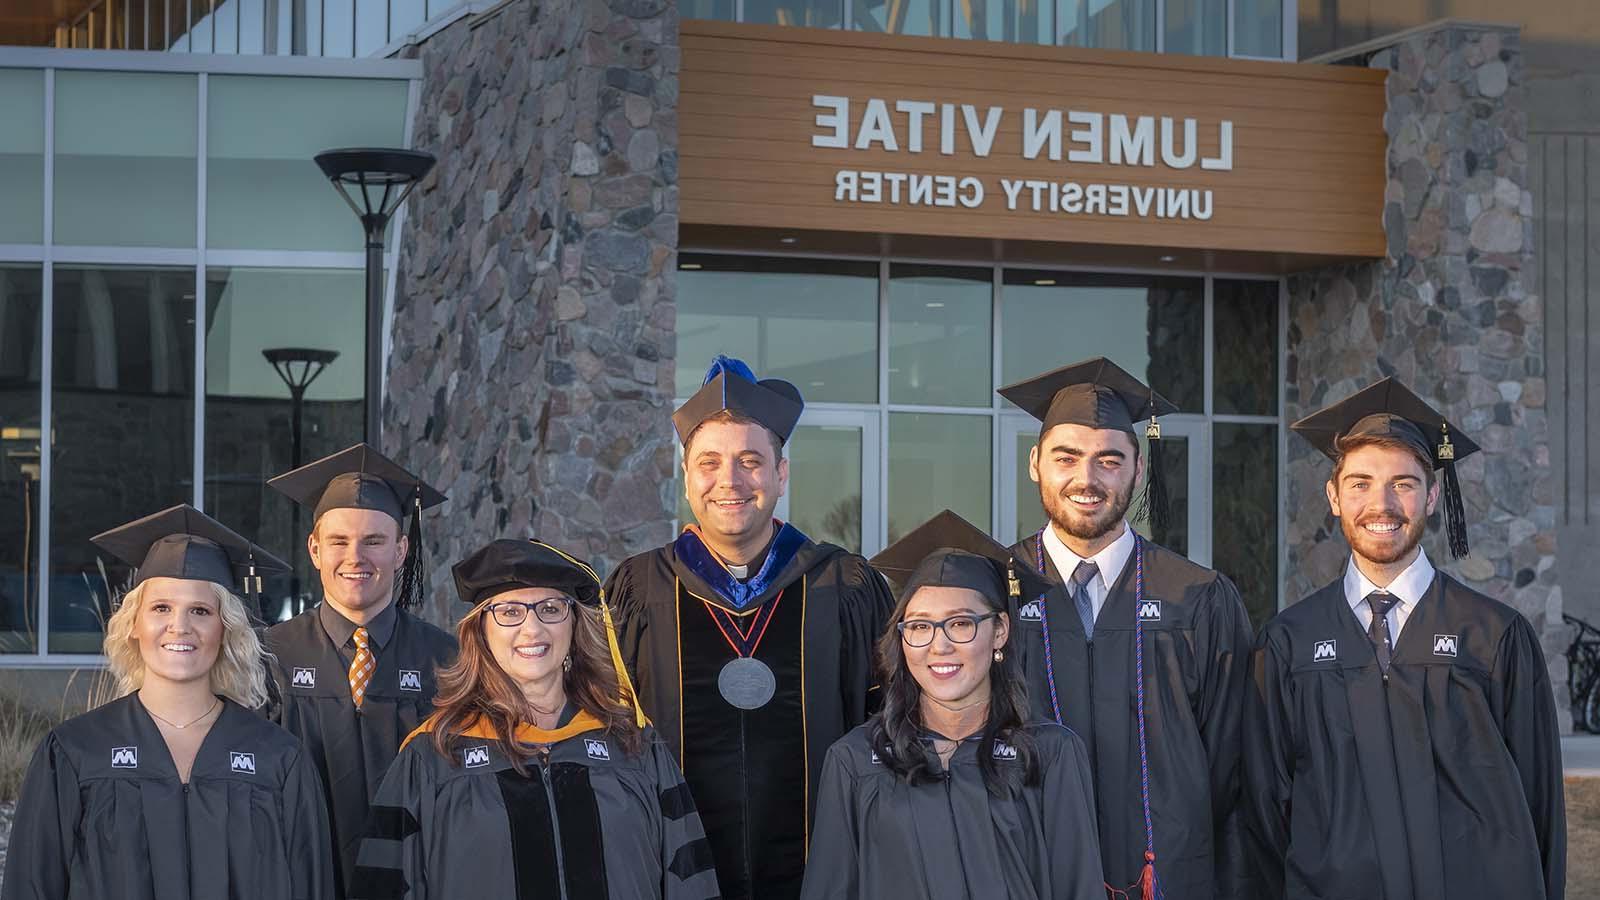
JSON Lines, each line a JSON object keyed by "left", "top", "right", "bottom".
{"left": 103, "top": 580, "right": 271, "bottom": 709}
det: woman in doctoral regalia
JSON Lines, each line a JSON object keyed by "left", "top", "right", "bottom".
{"left": 349, "top": 538, "right": 721, "bottom": 900}
{"left": 1, "top": 505, "right": 333, "bottom": 900}
{"left": 801, "top": 511, "right": 1104, "bottom": 900}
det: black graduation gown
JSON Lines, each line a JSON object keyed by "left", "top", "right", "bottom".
{"left": 349, "top": 717, "right": 721, "bottom": 900}
{"left": 800, "top": 721, "right": 1105, "bottom": 900}
{"left": 2, "top": 694, "right": 332, "bottom": 900}
{"left": 1008, "top": 532, "right": 1254, "bottom": 900}
{"left": 263, "top": 603, "right": 457, "bottom": 898}
{"left": 606, "top": 535, "right": 896, "bottom": 900}
{"left": 1243, "top": 572, "right": 1566, "bottom": 900}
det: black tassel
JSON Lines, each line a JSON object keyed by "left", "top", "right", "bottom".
{"left": 1144, "top": 419, "right": 1171, "bottom": 538}
{"left": 244, "top": 554, "right": 265, "bottom": 624}
{"left": 397, "top": 489, "right": 426, "bottom": 611}
{"left": 1438, "top": 423, "right": 1469, "bottom": 559}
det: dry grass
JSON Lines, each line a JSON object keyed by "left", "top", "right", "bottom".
{"left": 0, "top": 666, "right": 120, "bottom": 803}
{"left": 1569, "top": 778, "right": 1600, "bottom": 897}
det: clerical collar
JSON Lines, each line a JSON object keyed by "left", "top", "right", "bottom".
{"left": 319, "top": 598, "right": 398, "bottom": 651}
{"left": 1343, "top": 547, "right": 1435, "bottom": 613}
{"left": 675, "top": 521, "right": 808, "bottom": 610}
{"left": 1041, "top": 521, "right": 1136, "bottom": 590}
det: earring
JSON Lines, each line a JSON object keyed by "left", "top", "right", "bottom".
{"left": 992, "top": 649, "right": 1005, "bottom": 663}
{"left": 562, "top": 656, "right": 573, "bottom": 673}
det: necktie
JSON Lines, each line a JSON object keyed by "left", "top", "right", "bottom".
{"left": 1071, "top": 561, "right": 1100, "bottom": 639}
{"left": 1365, "top": 592, "right": 1401, "bottom": 673}
{"left": 349, "top": 626, "right": 374, "bottom": 708}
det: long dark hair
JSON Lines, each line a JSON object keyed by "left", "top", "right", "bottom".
{"left": 868, "top": 583, "right": 1039, "bottom": 794}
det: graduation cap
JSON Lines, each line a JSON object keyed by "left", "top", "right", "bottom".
{"left": 452, "top": 538, "right": 646, "bottom": 728}
{"left": 870, "top": 509, "right": 1051, "bottom": 605}
{"left": 267, "top": 443, "right": 447, "bottom": 611}
{"left": 91, "top": 504, "right": 291, "bottom": 604}
{"left": 672, "top": 355, "right": 805, "bottom": 447}
{"left": 1290, "top": 376, "right": 1479, "bottom": 558}
{"left": 996, "top": 356, "right": 1179, "bottom": 534}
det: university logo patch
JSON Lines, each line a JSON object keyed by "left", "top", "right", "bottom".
{"left": 1017, "top": 600, "right": 1043, "bottom": 622}
{"left": 992, "top": 741, "right": 1018, "bottom": 761}
{"left": 463, "top": 746, "right": 491, "bottom": 768}
{"left": 869, "top": 751, "right": 881, "bottom": 765}
{"left": 1137, "top": 600, "right": 1161, "bottom": 621}
{"left": 1313, "top": 640, "right": 1338, "bottom": 662}
{"left": 111, "top": 747, "right": 138, "bottom": 768}
{"left": 1433, "top": 634, "right": 1459, "bottom": 658}
{"left": 584, "top": 739, "right": 610, "bottom": 761}
{"left": 291, "top": 667, "right": 317, "bottom": 688}
{"left": 230, "top": 752, "right": 256, "bottom": 774}
{"left": 398, "top": 670, "right": 422, "bottom": 692}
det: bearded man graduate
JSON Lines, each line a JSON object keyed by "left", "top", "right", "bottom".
{"left": 1244, "top": 378, "right": 1565, "bottom": 900}
{"left": 608, "top": 356, "right": 896, "bottom": 900}
{"left": 1001, "top": 357, "right": 1254, "bottom": 900}
{"left": 260, "top": 443, "right": 458, "bottom": 899}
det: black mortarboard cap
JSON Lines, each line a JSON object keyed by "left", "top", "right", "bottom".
{"left": 268, "top": 443, "right": 447, "bottom": 611}
{"left": 92, "top": 504, "right": 290, "bottom": 594}
{"left": 1290, "top": 376, "right": 1479, "bottom": 558}
{"left": 672, "top": 355, "right": 805, "bottom": 446}
{"left": 870, "top": 509, "right": 1051, "bottom": 604}
{"left": 453, "top": 538, "right": 646, "bottom": 728}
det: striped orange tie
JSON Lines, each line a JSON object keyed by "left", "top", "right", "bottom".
{"left": 349, "top": 626, "right": 374, "bottom": 708}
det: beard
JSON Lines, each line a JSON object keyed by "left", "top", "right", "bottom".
{"left": 1340, "top": 509, "right": 1427, "bottom": 566}
{"left": 1042, "top": 477, "right": 1137, "bottom": 543}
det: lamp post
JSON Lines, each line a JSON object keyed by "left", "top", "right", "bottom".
{"left": 263, "top": 347, "right": 338, "bottom": 616}
{"left": 313, "top": 148, "right": 436, "bottom": 445}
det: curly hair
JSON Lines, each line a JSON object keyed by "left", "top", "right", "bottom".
{"left": 102, "top": 579, "right": 271, "bottom": 709}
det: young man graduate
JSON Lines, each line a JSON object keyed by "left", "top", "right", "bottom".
{"left": 1000, "top": 356, "right": 1255, "bottom": 900}
{"left": 260, "top": 443, "right": 458, "bottom": 899}
{"left": 607, "top": 355, "right": 896, "bottom": 900}
{"left": 1244, "top": 377, "right": 1565, "bottom": 900}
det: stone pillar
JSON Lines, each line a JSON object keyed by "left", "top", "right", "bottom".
{"left": 1285, "top": 24, "right": 1566, "bottom": 723}
{"left": 385, "top": 0, "right": 679, "bottom": 625}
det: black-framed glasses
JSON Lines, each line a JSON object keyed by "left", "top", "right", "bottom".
{"left": 896, "top": 612, "right": 1000, "bottom": 648}
{"left": 486, "top": 598, "right": 573, "bottom": 627}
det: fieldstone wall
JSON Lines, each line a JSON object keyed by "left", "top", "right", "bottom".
{"left": 385, "top": 0, "right": 679, "bottom": 625}
{"left": 1286, "top": 24, "right": 1566, "bottom": 722}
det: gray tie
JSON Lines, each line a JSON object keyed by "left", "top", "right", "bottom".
{"left": 1071, "top": 561, "right": 1100, "bottom": 639}
{"left": 1366, "top": 591, "right": 1401, "bottom": 673}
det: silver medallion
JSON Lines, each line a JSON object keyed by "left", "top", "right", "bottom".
{"left": 718, "top": 657, "right": 776, "bottom": 710}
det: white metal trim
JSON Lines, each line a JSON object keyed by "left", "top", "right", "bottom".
{"left": 0, "top": 246, "right": 46, "bottom": 262}
{"left": 37, "top": 68, "right": 55, "bottom": 658}
{"left": 0, "top": 654, "right": 107, "bottom": 669}
{"left": 876, "top": 257, "right": 890, "bottom": 552}
{"left": 0, "top": 46, "right": 423, "bottom": 78}
{"left": 51, "top": 246, "right": 200, "bottom": 266}
{"left": 204, "top": 249, "right": 370, "bottom": 269}
{"left": 678, "top": 246, "right": 1281, "bottom": 281}
{"left": 193, "top": 72, "right": 208, "bottom": 512}
{"left": 1281, "top": 0, "right": 1296, "bottom": 61}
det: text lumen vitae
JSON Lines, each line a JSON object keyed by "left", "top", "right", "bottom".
{"left": 810, "top": 95, "right": 1231, "bottom": 219}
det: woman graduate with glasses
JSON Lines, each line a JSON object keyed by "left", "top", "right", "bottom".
{"left": 349, "top": 539, "right": 720, "bottom": 900}
{"left": 800, "top": 511, "right": 1104, "bottom": 900}
{"left": 2, "top": 506, "right": 333, "bottom": 900}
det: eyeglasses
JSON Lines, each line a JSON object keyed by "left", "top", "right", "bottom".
{"left": 485, "top": 598, "right": 573, "bottom": 627}
{"left": 896, "top": 612, "right": 1000, "bottom": 648}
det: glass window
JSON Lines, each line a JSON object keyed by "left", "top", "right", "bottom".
{"left": 0, "top": 266, "right": 43, "bottom": 653}
{"left": 1000, "top": 271, "right": 1203, "bottom": 412}
{"left": 1233, "top": 0, "right": 1282, "bottom": 58}
{"left": 54, "top": 72, "right": 197, "bottom": 248}
{"left": 208, "top": 76, "right": 410, "bottom": 252}
{"left": 955, "top": 0, "right": 1050, "bottom": 44}
{"left": 1213, "top": 422, "right": 1276, "bottom": 628}
{"left": 202, "top": 268, "right": 367, "bottom": 622}
{"left": 1060, "top": 0, "right": 1153, "bottom": 50}
{"left": 0, "top": 70, "right": 44, "bottom": 244}
{"left": 677, "top": 255, "right": 879, "bottom": 404}
{"left": 787, "top": 425, "right": 864, "bottom": 552}
{"left": 683, "top": 0, "right": 737, "bottom": 19}
{"left": 1164, "top": 0, "right": 1224, "bottom": 56}
{"left": 50, "top": 267, "right": 195, "bottom": 654}
{"left": 889, "top": 413, "right": 989, "bottom": 544}
{"left": 1214, "top": 279, "right": 1279, "bottom": 415}
{"left": 889, "top": 265, "right": 991, "bottom": 407}
{"left": 853, "top": 0, "right": 941, "bottom": 35}
{"left": 745, "top": 0, "right": 844, "bottom": 28}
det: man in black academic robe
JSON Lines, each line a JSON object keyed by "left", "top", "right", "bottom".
{"left": 260, "top": 443, "right": 458, "bottom": 898}
{"left": 1244, "top": 378, "right": 1565, "bottom": 900}
{"left": 1000, "top": 358, "right": 1255, "bottom": 900}
{"left": 609, "top": 356, "right": 895, "bottom": 900}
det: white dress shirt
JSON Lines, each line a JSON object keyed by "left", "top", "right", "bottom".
{"left": 1041, "top": 522, "right": 1138, "bottom": 624}
{"left": 1343, "top": 547, "right": 1436, "bottom": 641}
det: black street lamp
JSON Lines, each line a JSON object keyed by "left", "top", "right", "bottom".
{"left": 313, "top": 148, "right": 436, "bottom": 444}
{"left": 264, "top": 347, "right": 339, "bottom": 616}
